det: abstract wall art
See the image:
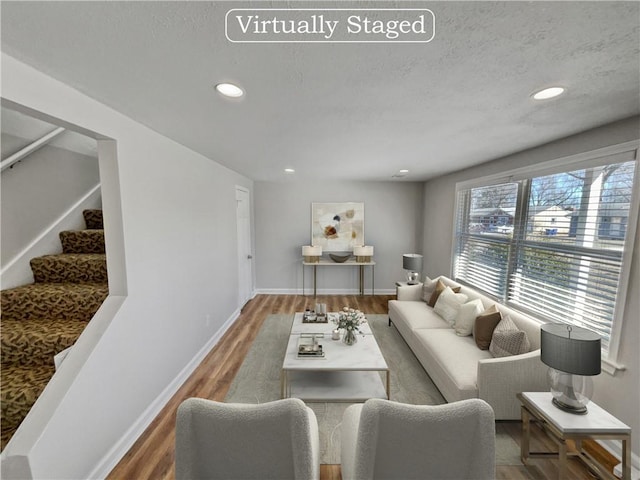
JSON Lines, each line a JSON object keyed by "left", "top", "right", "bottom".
{"left": 311, "top": 202, "right": 364, "bottom": 252}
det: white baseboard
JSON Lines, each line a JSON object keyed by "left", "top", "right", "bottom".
{"left": 87, "top": 308, "right": 241, "bottom": 479}
{"left": 614, "top": 462, "right": 640, "bottom": 480}
{"left": 255, "top": 288, "right": 396, "bottom": 295}
{"left": 599, "top": 439, "right": 640, "bottom": 477}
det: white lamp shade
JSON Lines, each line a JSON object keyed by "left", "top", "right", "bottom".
{"left": 354, "top": 245, "right": 374, "bottom": 256}
{"left": 302, "top": 245, "right": 322, "bottom": 256}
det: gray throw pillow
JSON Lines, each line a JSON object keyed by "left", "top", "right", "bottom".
{"left": 489, "top": 315, "right": 531, "bottom": 357}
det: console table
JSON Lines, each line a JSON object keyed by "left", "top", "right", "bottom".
{"left": 302, "top": 259, "right": 375, "bottom": 296}
{"left": 518, "top": 392, "right": 631, "bottom": 480}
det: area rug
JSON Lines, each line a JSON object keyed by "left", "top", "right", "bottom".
{"left": 224, "top": 313, "right": 521, "bottom": 465}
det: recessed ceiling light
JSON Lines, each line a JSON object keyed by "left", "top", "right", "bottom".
{"left": 284, "top": 168, "right": 295, "bottom": 174}
{"left": 532, "top": 87, "right": 565, "bottom": 100}
{"left": 215, "top": 83, "right": 244, "bottom": 98}
{"left": 392, "top": 169, "right": 409, "bottom": 178}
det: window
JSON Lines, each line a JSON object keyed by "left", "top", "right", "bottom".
{"left": 454, "top": 145, "right": 638, "bottom": 366}
{"left": 454, "top": 183, "right": 518, "bottom": 297}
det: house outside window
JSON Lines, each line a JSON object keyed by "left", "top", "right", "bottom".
{"left": 453, "top": 143, "right": 638, "bottom": 371}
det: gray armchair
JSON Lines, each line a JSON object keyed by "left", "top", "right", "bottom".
{"left": 175, "top": 397, "right": 320, "bottom": 480}
{"left": 341, "top": 398, "right": 496, "bottom": 480}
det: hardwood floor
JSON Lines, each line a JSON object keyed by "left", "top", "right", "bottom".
{"left": 107, "top": 294, "right": 616, "bottom": 480}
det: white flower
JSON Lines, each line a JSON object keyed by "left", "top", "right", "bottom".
{"left": 334, "top": 307, "right": 365, "bottom": 333}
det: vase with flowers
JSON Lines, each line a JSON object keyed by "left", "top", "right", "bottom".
{"left": 335, "top": 307, "right": 367, "bottom": 345}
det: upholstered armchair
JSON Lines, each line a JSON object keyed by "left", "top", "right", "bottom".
{"left": 175, "top": 397, "right": 320, "bottom": 480}
{"left": 341, "top": 398, "right": 496, "bottom": 480}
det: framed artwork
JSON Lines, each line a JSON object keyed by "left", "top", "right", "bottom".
{"left": 311, "top": 202, "right": 364, "bottom": 252}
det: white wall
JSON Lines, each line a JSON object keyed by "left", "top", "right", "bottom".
{"left": 1, "top": 53, "right": 253, "bottom": 478}
{"left": 1, "top": 134, "right": 99, "bottom": 265}
{"left": 254, "top": 180, "right": 424, "bottom": 294}
{"left": 421, "top": 116, "right": 640, "bottom": 462}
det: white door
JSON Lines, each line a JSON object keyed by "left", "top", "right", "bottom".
{"left": 236, "top": 186, "right": 252, "bottom": 307}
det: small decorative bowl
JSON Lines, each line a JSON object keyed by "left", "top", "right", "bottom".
{"left": 329, "top": 253, "right": 351, "bottom": 263}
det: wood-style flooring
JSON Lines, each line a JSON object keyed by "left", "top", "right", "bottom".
{"left": 107, "top": 294, "right": 616, "bottom": 479}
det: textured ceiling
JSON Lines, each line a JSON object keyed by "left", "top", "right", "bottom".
{"left": 1, "top": 1, "right": 639, "bottom": 182}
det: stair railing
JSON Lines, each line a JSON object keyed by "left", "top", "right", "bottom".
{"left": 1, "top": 127, "right": 66, "bottom": 172}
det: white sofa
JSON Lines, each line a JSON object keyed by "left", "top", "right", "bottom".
{"left": 388, "top": 276, "right": 548, "bottom": 420}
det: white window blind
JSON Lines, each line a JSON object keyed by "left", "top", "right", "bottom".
{"left": 454, "top": 183, "right": 518, "bottom": 298}
{"left": 454, "top": 158, "right": 637, "bottom": 355}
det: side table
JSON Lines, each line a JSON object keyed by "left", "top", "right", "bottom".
{"left": 518, "top": 392, "right": 631, "bottom": 480}
{"left": 395, "top": 281, "right": 423, "bottom": 294}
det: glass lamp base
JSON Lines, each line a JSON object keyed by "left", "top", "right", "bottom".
{"left": 552, "top": 397, "right": 588, "bottom": 415}
{"left": 548, "top": 368, "right": 593, "bottom": 415}
{"left": 406, "top": 271, "right": 420, "bottom": 285}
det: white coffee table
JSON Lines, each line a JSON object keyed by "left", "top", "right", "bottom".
{"left": 281, "top": 313, "right": 389, "bottom": 402}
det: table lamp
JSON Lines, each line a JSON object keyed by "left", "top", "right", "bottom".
{"left": 540, "top": 323, "right": 601, "bottom": 414}
{"left": 302, "top": 245, "right": 322, "bottom": 263}
{"left": 354, "top": 245, "right": 374, "bottom": 263}
{"left": 402, "top": 254, "right": 423, "bottom": 285}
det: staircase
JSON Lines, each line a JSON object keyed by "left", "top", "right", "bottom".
{"left": 1, "top": 209, "right": 108, "bottom": 449}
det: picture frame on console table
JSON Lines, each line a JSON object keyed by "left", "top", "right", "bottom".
{"left": 311, "top": 202, "right": 364, "bottom": 252}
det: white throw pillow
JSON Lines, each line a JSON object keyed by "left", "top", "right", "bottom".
{"left": 421, "top": 276, "right": 438, "bottom": 302}
{"left": 454, "top": 299, "right": 485, "bottom": 336}
{"left": 433, "top": 287, "right": 468, "bottom": 326}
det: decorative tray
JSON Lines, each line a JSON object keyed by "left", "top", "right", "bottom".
{"left": 298, "top": 344, "right": 324, "bottom": 357}
{"left": 297, "top": 334, "right": 325, "bottom": 358}
{"left": 302, "top": 313, "right": 328, "bottom": 323}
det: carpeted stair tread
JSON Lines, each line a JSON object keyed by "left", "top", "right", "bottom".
{"left": 31, "top": 254, "right": 107, "bottom": 283}
{"left": 59, "top": 229, "right": 105, "bottom": 254}
{"left": 1, "top": 283, "right": 108, "bottom": 321}
{"left": 1, "top": 363, "right": 56, "bottom": 449}
{"left": 1, "top": 318, "right": 87, "bottom": 366}
{"left": 83, "top": 209, "right": 103, "bottom": 229}
{"left": 1, "top": 209, "right": 107, "bottom": 450}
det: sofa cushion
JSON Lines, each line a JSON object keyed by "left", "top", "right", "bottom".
{"left": 413, "top": 329, "right": 493, "bottom": 402}
{"left": 428, "top": 280, "right": 461, "bottom": 307}
{"left": 489, "top": 315, "right": 531, "bottom": 357}
{"left": 454, "top": 299, "right": 484, "bottom": 336}
{"left": 388, "top": 301, "right": 450, "bottom": 331}
{"left": 433, "top": 287, "right": 468, "bottom": 325}
{"left": 473, "top": 305, "right": 502, "bottom": 350}
{"left": 421, "top": 276, "right": 438, "bottom": 302}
